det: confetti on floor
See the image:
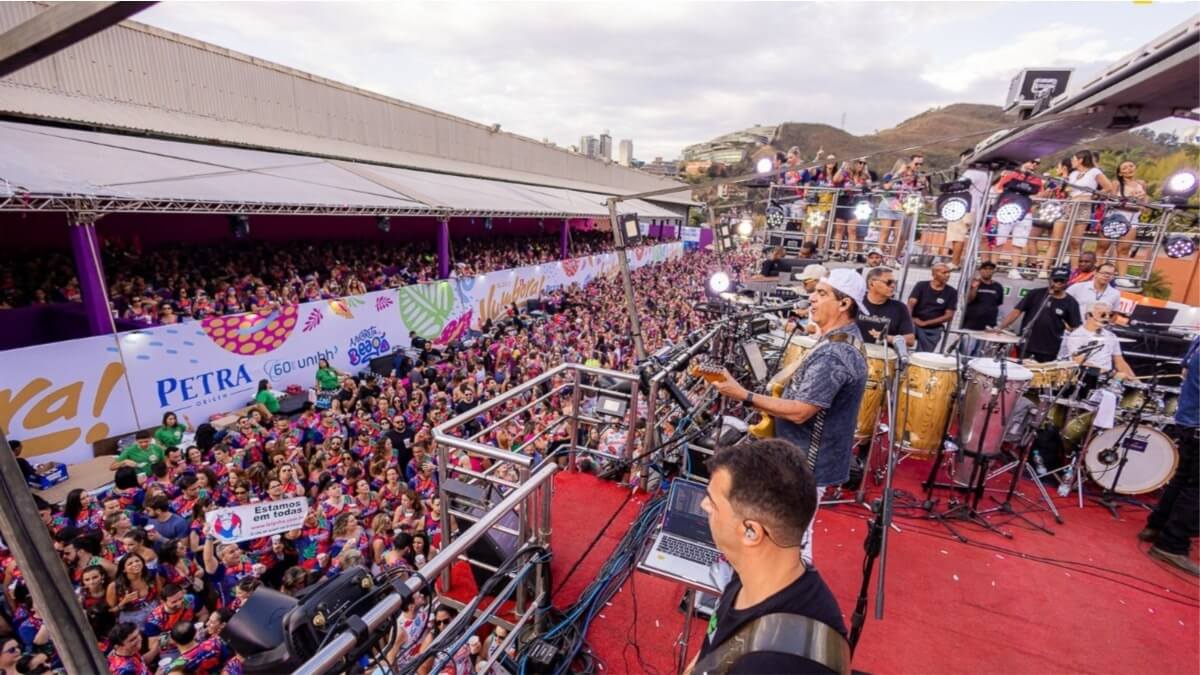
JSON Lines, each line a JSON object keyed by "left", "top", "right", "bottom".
{"left": 940, "top": 549, "right": 949, "bottom": 555}
{"left": 953, "top": 574, "right": 960, "bottom": 582}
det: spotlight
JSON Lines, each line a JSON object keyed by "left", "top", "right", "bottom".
{"left": 1100, "top": 212, "right": 1131, "bottom": 239}
{"left": 902, "top": 193, "right": 923, "bottom": 215}
{"left": 853, "top": 201, "right": 873, "bottom": 222}
{"left": 1163, "top": 171, "right": 1198, "bottom": 206}
{"left": 755, "top": 157, "right": 774, "bottom": 174}
{"left": 1038, "top": 200, "right": 1064, "bottom": 221}
{"left": 709, "top": 271, "right": 732, "bottom": 293}
{"left": 765, "top": 205, "right": 786, "bottom": 229}
{"left": 736, "top": 219, "right": 753, "bottom": 237}
{"left": 994, "top": 194, "right": 1031, "bottom": 226}
{"left": 806, "top": 209, "right": 825, "bottom": 229}
{"left": 1164, "top": 234, "right": 1197, "bottom": 259}
{"left": 994, "top": 178, "right": 1038, "bottom": 226}
{"left": 936, "top": 179, "right": 972, "bottom": 221}
{"left": 376, "top": 215, "right": 391, "bottom": 233}
{"left": 484, "top": 217, "right": 493, "bottom": 230}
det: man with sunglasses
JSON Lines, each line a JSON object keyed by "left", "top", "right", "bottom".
{"left": 859, "top": 266, "right": 915, "bottom": 348}
{"left": 689, "top": 440, "right": 847, "bottom": 675}
{"left": 997, "top": 265, "right": 1081, "bottom": 362}
{"left": 1066, "top": 262, "right": 1121, "bottom": 310}
{"left": 1057, "top": 302, "right": 1135, "bottom": 380}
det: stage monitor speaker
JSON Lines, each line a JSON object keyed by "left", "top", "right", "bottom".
{"left": 442, "top": 479, "right": 523, "bottom": 591}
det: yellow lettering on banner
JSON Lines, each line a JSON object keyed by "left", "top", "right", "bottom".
{"left": 23, "top": 382, "right": 82, "bottom": 428}
{"left": 478, "top": 275, "right": 547, "bottom": 326}
{"left": 0, "top": 378, "right": 51, "bottom": 432}
{"left": 0, "top": 361, "right": 128, "bottom": 457}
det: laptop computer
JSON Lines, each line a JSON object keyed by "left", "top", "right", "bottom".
{"left": 642, "top": 479, "right": 722, "bottom": 587}
{"left": 1128, "top": 304, "right": 1179, "bottom": 327}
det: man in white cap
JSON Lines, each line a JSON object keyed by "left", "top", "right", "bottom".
{"left": 794, "top": 264, "right": 828, "bottom": 295}
{"left": 713, "top": 268, "right": 869, "bottom": 564}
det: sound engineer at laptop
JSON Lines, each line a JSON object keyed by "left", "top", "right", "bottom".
{"left": 686, "top": 440, "right": 849, "bottom": 674}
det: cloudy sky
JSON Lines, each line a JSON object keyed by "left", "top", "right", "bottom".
{"left": 136, "top": 2, "right": 1198, "bottom": 160}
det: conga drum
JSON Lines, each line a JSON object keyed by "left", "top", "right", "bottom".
{"left": 855, "top": 343, "right": 898, "bottom": 439}
{"left": 896, "top": 352, "right": 959, "bottom": 456}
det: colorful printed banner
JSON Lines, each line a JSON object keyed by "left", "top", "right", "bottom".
{"left": 205, "top": 497, "right": 308, "bottom": 544}
{"left": 0, "top": 243, "right": 682, "bottom": 465}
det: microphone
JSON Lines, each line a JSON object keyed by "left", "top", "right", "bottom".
{"left": 892, "top": 334, "right": 909, "bottom": 361}
{"left": 1072, "top": 341, "right": 1103, "bottom": 358}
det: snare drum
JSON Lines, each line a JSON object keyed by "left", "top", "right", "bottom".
{"left": 1024, "top": 360, "right": 1078, "bottom": 390}
{"left": 855, "top": 343, "right": 898, "bottom": 439}
{"left": 1084, "top": 425, "right": 1179, "bottom": 494}
{"left": 896, "top": 353, "right": 959, "bottom": 456}
{"left": 1117, "top": 380, "right": 1153, "bottom": 413}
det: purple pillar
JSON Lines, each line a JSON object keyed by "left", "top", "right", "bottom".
{"left": 67, "top": 215, "right": 113, "bottom": 336}
{"left": 437, "top": 217, "right": 451, "bottom": 279}
{"left": 560, "top": 219, "right": 570, "bottom": 259}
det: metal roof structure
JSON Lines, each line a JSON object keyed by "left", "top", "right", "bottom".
{"left": 0, "top": 120, "right": 683, "bottom": 219}
{"left": 0, "top": 2, "right": 695, "bottom": 208}
{"left": 969, "top": 14, "right": 1200, "bottom": 164}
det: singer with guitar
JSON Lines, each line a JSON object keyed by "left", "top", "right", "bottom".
{"left": 708, "top": 269, "right": 868, "bottom": 565}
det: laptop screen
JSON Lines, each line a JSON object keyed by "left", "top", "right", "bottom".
{"left": 663, "top": 480, "right": 715, "bottom": 547}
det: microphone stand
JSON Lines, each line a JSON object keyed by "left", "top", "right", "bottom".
{"left": 1018, "top": 287, "right": 1056, "bottom": 361}
{"left": 1089, "top": 361, "right": 1158, "bottom": 518}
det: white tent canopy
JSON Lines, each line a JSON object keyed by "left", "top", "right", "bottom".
{"left": 0, "top": 121, "right": 686, "bottom": 220}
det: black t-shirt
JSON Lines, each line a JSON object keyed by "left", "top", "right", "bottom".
{"left": 857, "top": 297, "right": 913, "bottom": 344}
{"left": 963, "top": 280, "right": 1005, "bottom": 330}
{"left": 695, "top": 570, "right": 846, "bottom": 674}
{"left": 760, "top": 258, "right": 782, "bottom": 277}
{"left": 908, "top": 281, "right": 958, "bottom": 323}
{"left": 1016, "top": 288, "right": 1081, "bottom": 357}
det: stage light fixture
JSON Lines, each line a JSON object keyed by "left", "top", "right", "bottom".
{"left": 1163, "top": 170, "right": 1198, "bottom": 205}
{"left": 709, "top": 271, "right": 732, "bottom": 293}
{"left": 994, "top": 195, "right": 1031, "bottom": 226}
{"left": 1038, "top": 200, "right": 1064, "bottom": 221}
{"left": 1164, "top": 234, "right": 1197, "bottom": 259}
{"left": 853, "top": 201, "right": 873, "bottom": 222}
{"left": 736, "top": 219, "right": 753, "bottom": 237}
{"left": 936, "top": 179, "right": 972, "bottom": 222}
{"left": 902, "top": 193, "right": 923, "bottom": 215}
{"left": 755, "top": 157, "right": 774, "bottom": 174}
{"left": 376, "top": 215, "right": 391, "bottom": 233}
{"left": 765, "top": 205, "right": 786, "bottom": 229}
{"left": 228, "top": 214, "right": 250, "bottom": 239}
{"left": 806, "top": 209, "right": 825, "bottom": 229}
{"left": 1100, "top": 212, "right": 1131, "bottom": 239}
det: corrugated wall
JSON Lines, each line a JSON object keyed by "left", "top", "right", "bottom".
{"left": 0, "top": 2, "right": 690, "bottom": 202}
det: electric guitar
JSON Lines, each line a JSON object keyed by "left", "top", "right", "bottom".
{"left": 689, "top": 358, "right": 807, "bottom": 439}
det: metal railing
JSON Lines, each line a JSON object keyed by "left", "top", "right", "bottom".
{"left": 294, "top": 461, "right": 559, "bottom": 675}
{"left": 761, "top": 183, "right": 1176, "bottom": 284}
{"left": 432, "top": 363, "right": 641, "bottom": 600}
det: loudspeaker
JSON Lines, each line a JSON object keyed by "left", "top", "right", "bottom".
{"left": 369, "top": 352, "right": 400, "bottom": 378}
{"left": 442, "top": 479, "right": 522, "bottom": 591}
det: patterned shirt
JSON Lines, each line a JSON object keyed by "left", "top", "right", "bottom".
{"left": 107, "top": 651, "right": 152, "bottom": 675}
{"left": 144, "top": 593, "right": 197, "bottom": 637}
{"left": 775, "top": 323, "right": 868, "bottom": 486}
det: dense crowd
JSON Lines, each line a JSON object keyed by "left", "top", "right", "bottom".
{"left": 0, "top": 231, "right": 618, "bottom": 319}
{"left": 4, "top": 248, "right": 755, "bottom": 675}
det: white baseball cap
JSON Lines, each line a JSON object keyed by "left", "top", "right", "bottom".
{"left": 826, "top": 268, "right": 866, "bottom": 307}
{"left": 795, "top": 264, "right": 828, "bottom": 281}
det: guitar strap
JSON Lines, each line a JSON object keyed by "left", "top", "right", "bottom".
{"left": 692, "top": 612, "right": 851, "bottom": 675}
{"left": 801, "top": 331, "right": 866, "bottom": 473}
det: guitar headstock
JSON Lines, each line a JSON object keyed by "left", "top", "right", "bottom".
{"left": 689, "top": 360, "right": 728, "bottom": 384}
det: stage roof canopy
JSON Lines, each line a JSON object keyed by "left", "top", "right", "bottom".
{"left": 0, "top": 120, "right": 686, "bottom": 220}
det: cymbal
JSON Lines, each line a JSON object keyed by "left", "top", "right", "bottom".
{"left": 954, "top": 329, "right": 1022, "bottom": 344}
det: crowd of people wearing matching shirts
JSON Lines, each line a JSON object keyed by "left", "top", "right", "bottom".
{"left": 3, "top": 247, "right": 756, "bottom": 675}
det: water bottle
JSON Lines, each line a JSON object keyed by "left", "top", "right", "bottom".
{"left": 1031, "top": 450, "right": 1048, "bottom": 477}
{"left": 1057, "top": 465, "right": 1074, "bottom": 497}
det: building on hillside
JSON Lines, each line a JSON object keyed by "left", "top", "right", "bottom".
{"left": 598, "top": 131, "right": 612, "bottom": 161}
{"left": 642, "top": 157, "right": 680, "bottom": 177}
{"left": 618, "top": 139, "right": 633, "bottom": 166}
{"left": 683, "top": 160, "right": 714, "bottom": 176}
{"left": 682, "top": 124, "right": 778, "bottom": 164}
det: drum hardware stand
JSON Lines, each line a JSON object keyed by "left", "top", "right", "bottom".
{"left": 922, "top": 353, "right": 1014, "bottom": 542}
{"left": 982, "top": 389, "right": 1065, "bottom": 526}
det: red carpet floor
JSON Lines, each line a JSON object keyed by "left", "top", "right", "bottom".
{"left": 542, "top": 465, "right": 1200, "bottom": 674}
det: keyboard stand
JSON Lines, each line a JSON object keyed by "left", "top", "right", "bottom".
{"left": 637, "top": 537, "right": 723, "bottom": 673}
